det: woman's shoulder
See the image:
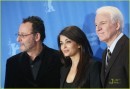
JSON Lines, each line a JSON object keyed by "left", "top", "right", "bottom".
{"left": 89, "top": 59, "right": 102, "bottom": 72}
{"left": 87, "top": 59, "right": 102, "bottom": 88}
{"left": 90, "top": 59, "right": 101, "bottom": 65}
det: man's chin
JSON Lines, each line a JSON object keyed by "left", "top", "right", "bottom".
{"left": 20, "top": 48, "right": 26, "bottom": 52}
{"left": 99, "top": 37, "right": 104, "bottom": 41}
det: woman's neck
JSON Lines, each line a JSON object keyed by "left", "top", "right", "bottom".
{"left": 70, "top": 53, "right": 80, "bottom": 68}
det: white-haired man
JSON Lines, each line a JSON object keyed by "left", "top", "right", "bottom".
{"left": 95, "top": 6, "right": 129, "bottom": 88}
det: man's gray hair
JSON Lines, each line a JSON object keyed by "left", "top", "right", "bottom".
{"left": 96, "top": 6, "right": 124, "bottom": 31}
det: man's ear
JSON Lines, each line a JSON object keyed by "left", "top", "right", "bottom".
{"left": 116, "top": 22, "right": 120, "bottom": 31}
{"left": 35, "top": 33, "right": 41, "bottom": 41}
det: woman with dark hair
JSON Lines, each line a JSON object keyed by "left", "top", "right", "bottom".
{"left": 58, "top": 26, "right": 101, "bottom": 88}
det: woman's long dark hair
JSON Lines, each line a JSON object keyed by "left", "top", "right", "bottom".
{"left": 58, "top": 26, "right": 93, "bottom": 87}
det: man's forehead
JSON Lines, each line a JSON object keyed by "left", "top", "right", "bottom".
{"left": 19, "top": 22, "right": 33, "bottom": 33}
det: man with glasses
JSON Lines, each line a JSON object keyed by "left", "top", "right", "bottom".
{"left": 4, "top": 16, "right": 61, "bottom": 88}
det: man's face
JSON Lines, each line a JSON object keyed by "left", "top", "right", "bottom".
{"left": 95, "top": 12, "right": 118, "bottom": 45}
{"left": 17, "top": 22, "right": 36, "bottom": 52}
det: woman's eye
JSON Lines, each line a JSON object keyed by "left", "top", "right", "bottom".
{"left": 60, "top": 42, "right": 63, "bottom": 45}
{"left": 66, "top": 41, "right": 71, "bottom": 43}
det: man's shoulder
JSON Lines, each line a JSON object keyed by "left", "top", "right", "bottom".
{"left": 44, "top": 45, "right": 59, "bottom": 55}
{"left": 116, "top": 34, "right": 129, "bottom": 49}
{"left": 7, "top": 52, "right": 24, "bottom": 62}
{"left": 43, "top": 46, "right": 61, "bottom": 62}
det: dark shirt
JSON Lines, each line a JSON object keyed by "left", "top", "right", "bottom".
{"left": 29, "top": 55, "right": 42, "bottom": 80}
{"left": 28, "top": 47, "right": 46, "bottom": 80}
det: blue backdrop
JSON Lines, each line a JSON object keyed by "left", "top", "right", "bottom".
{"left": 1, "top": 1, "right": 129, "bottom": 88}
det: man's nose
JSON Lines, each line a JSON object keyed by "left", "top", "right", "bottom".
{"left": 16, "top": 36, "right": 21, "bottom": 42}
{"left": 96, "top": 25, "right": 102, "bottom": 31}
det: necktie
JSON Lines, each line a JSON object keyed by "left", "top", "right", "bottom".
{"left": 105, "top": 49, "right": 111, "bottom": 71}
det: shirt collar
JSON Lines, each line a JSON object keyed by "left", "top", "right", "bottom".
{"left": 108, "top": 33, "right": 123, "bottom": 53}
{"left": 27, "top": 44, "right": 45, "bottom": 64}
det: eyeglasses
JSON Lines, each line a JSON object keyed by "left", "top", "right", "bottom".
{"left": 15, "top": 32, "right": 35, "bottom": 38}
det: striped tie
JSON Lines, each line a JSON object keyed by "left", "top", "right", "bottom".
{"left": 105, "top": 49, "right": 111, "bottom": 71}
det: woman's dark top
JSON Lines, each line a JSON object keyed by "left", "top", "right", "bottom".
{"left": 63, "top": 81, "right": 73, "bottom": 88}
{"left": 60, "top": 60, "right": 102, "bottom": 88}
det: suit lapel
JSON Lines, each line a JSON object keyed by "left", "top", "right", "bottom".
{"left": 60, "top": 65, "right": 71, "bottom": 87}
{"left": 105, "top": 46, "right": 121, "bottom": 77}
{"left": 36, "top": 57, "right": 47, "bottom": 80}
{"left": 105, "top": 35, "right": 127, "bottom": 78}
{"left": 19, "top": 52, "right": 34, "bottom": 81}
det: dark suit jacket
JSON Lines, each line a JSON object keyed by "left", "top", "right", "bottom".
{"left": 4, "top": 44, "right": 61, "bottom": 88}
{"left": 101, "top": 35, "right": 129, "bottom": 88}
{"left": 60, "top": 60, "right": 102, "bottom": 88}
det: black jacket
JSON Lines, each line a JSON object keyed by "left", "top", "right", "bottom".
{"left": 60, "top": 60, "right": 102, "bottom": 88}
{"left": 4, "top": 44, "right": 61, "bottom": 88}
{"left": 101, "top": 35, "right": 129, "bottom": 88}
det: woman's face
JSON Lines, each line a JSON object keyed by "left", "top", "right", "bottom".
{"left": 59, "top": 35, "right": 80, "bottom": 57}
